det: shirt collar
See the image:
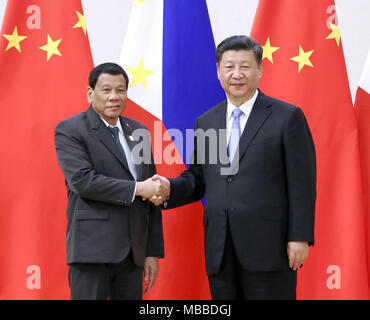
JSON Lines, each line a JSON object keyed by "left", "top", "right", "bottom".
{"left": 99, "top": 116, "right": 123, "bottom": 135}
{"left": 227, "top": 89, "right": 259, "bottom": 120}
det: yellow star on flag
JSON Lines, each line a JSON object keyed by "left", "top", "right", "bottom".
{"left": 326, "top": 22, "right": 341, "bottom": 47}
{"left": 290, "top": 45, "right": 314, "bottom": 72}
{"left": 126, "top": 58, "right": 155, "bottom": 89}
{"left": 133, "top": 0, "right": 146, "bottom": 7}
{"left": 262, "top": 37, "right": 279, "bottom": 63}
{"left": 3, "top": 26, "right": 27, "bottom": 52}
{"left": 39, "top": 34, "right": 62, "bottom": 62}
{"left": 73, "top": 11, "right": 87, "bottom": 36}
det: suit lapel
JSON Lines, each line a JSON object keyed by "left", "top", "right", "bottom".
{"left": 214, "top": 100, "right": 227, "bottom": 131}
{"left": 214, "top": 100, "right": 228, "bottom": 161}
{"left": 209, "top": 101, "right": 230, "bottom": 170}
{"left": 236, "top": 91, "right": 272, "bottom": 163}
{"left": 87, "top": 106, "right": 133, "bottom": 178}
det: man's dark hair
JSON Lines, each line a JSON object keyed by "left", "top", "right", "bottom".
{"left": 216, "top": 35, "right": 263, "bottom": 65}
{"left": 88, "top": 62, "right": 129, "bottom": 89}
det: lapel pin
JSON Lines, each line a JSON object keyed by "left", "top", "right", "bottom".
{"left": 129, "top": 135, "right": 134, "bottom": 141}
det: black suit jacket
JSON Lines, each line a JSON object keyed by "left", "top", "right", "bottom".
{"left": 166, "top": 90, "right": 316, "bottom": 275}
{"left": 55, "top": 106, "right": 164, "bottom": 266}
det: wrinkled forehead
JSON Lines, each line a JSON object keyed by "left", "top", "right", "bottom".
{"left": 96, "top": 73, "right": 127, "bottom": 87}
{"left": 219, "top": 49, "right": 258, "bottom": 65}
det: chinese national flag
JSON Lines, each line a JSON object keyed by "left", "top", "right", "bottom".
{"left": 251, "top": 0, "right": 368, "bottom": 299}
{"left": 0, "top": 0, "right": 93, "bottom": 299}
{"left": 355, "top": 51, "right": 370, "bottom": 295}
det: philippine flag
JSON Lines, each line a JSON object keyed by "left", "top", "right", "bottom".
{"left": 119, "top": 0, "right": 225, "bottom": 299}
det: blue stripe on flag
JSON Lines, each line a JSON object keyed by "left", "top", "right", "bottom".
{"left": 162, "top": 0, "right": 225, "bottom": 165}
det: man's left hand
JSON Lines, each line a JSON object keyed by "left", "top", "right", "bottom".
{"left": 144, "top": 257, "right": 159, "bottom": 294}
{"left": 287, "top": 241, "right": 309, "bottom": 271}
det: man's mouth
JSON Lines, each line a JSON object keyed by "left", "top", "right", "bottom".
{"left": 231, "top": 83, "right": 245, "bottom": 88}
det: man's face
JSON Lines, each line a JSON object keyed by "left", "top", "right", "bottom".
{"left": 217, "top": 49, "right": 262, "bottom": 106}
{"left": 87, "top": 73, "right": 127, "bottom": 125}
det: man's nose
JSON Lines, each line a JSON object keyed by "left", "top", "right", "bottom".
{"left": 108, "top": 90, "right": 119, "bottom": 100}
{"left": 232, "top": 68, "right": 242, "bottom": 78}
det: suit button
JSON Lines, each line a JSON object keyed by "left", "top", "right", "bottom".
{"left": 227, "top": 177, "right": 232, "bottom": 183}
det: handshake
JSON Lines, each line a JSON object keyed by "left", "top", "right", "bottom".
{"left": 136, "top": 174, "right": 170, "bottom": 206}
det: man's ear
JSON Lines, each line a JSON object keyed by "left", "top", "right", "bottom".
{"left": 87, "top": 86, "right": 93, "bottom": 103}
{"left": 216, "top": 63, "right": 220, "bottom": 80}
{"left": 257, "top": 63, "right": 263, "bottom": 79}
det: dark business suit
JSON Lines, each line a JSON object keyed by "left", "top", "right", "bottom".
{"left": 55, "top": 106, "right": 164, "bottom": 299}
{"left": 166, "top": 90, "right": 316, "bottom": 299}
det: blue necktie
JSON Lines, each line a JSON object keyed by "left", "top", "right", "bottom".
{"left": 228, "top": 108, "right": 244, "bottom": 163}
{"left": 108, "top": 126, "right": 128, "bottom": 164}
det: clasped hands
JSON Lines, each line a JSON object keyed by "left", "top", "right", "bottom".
{"left": 136, "top": 174, "right": 170, "bottom": 206}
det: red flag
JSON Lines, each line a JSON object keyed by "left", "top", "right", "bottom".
{"left": 355, "top": 51, "right": 370, "bottom": 294}
{"left": 0, "top": 0, "right": 93, "bottom": 299}
{"left": 251, "top": 0, "right": 368, "bottom": 299}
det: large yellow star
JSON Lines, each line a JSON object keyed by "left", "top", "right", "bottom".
{"left": 3, "top": 26, "right": 27, "bottom": 52}
{"left": 290, "top": 45, "right": 314, "bottom": 72}
{"left": 126, "top": 58, "right": 155, "bottom": 89}
{"left": 262, "top": 37, "right": 279, "bottom": 63}
{"left": 39, "top": 34, "right": 62, "bottom": 62}
{"left": 326, "top": 22, "right": 341, "bottom": 47}
{"left": 73, "top": 11, "right": 87, "bottom": 36}
{"left": 133, "top": 0, "right": 146, "bottom": 7}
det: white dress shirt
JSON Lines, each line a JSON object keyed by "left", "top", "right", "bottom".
{"left": 100, "top": 116, "right": 137, "bottom": 201}
{"left": 226, "top": 89, "right": 259, "bottom": 145}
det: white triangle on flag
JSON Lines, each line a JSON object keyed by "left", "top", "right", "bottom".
{"left": 359, "top": 49, "right": 370, "bottom": 94}
{"left": 119, "top": 0, "right": 163, "bottom": 120}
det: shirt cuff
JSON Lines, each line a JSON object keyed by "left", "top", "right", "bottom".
{"left": 131, "top": 182, "right": 137, "bottom": 202}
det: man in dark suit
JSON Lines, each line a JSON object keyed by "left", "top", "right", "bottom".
{"left": 55, "top": 62, "right": 164, "bottom": 300}
{"left": 153, "top": 36, "right": 316, "bottom": 299}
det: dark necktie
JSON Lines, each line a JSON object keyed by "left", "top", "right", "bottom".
{"left": 108, "top": 126, "right": 128, "bottom": 164}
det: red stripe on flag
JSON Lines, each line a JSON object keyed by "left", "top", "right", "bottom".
{"left": 125, "top": 99, "right": 210, "bottom": 299}
{"left": 355, "top": 86, "right": 370, "bottom": 295}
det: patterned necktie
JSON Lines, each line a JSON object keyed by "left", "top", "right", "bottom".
{"left": 108, "top": 126, "right": 128, "bottom": 164}
{"left": 228, "top": 108, "right": 244, "bottom": 163}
